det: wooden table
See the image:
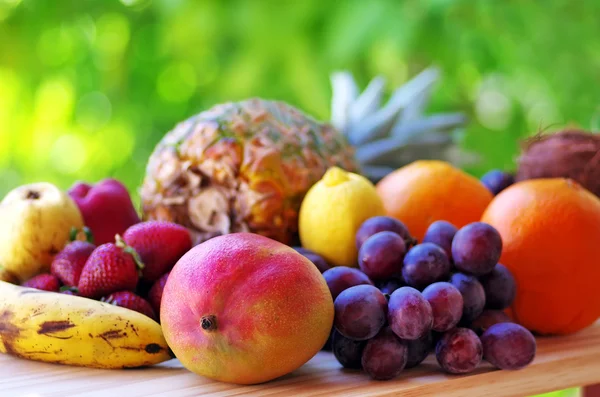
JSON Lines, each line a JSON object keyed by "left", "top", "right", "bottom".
{"left": 1, "top": 322, "right": 599, "bottom": 397}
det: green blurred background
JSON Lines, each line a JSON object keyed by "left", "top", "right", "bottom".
{"left": 2, "top": 0, "right": 600, "bottom": 201}
{"left": 0, "top": 1, "right": 595, "bottom": 394}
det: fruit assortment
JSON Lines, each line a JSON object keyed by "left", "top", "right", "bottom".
{"left": 140, "top": 69, "right": 468, "bottom": 247}
{"left": 18, "top": 218, "right": 191, "bottom": 321}
{"left": 1, "top": 88, "right": 600, "bottom": 390}
{"left": 0, "top": 179, "right": 192, "bottom": 369}
{"left": 295, "top": 215, "right": 537, "bottom": 380}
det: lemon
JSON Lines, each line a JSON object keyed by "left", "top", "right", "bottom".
{"left": 299, "top": 167, "right": 386, "bottom": 267}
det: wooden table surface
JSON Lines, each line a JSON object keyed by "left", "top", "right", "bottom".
{"left": 1, "top": 321, "right": 599, "bottom": 397}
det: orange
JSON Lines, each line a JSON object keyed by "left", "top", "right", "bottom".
{"left": 376, "top": 160, "right": 493, "bottom": 241}
{"left": 481, "top": 178, "right": 600, "bottom": 335}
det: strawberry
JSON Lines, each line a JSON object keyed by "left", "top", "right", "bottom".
{"left": 77, "top": 242, "right": 141, "bottom": 299}
{"left": 147, "top": 272, "right": 170, "bottom": 317}
{"left": 22, "top": 274, "right": 60, "bottom": 292}
{"left": 51, "top": 240, "right": 96, "bottom": 287}
{"left": 122, "top": 221, "right": 192, "bottom": 282}
{"left": 101, "top": 291, "right": 157, "bottom": 321}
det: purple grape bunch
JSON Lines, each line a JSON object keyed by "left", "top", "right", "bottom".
{"left": 297, "top": 214, "right": 535, "bottom": 381}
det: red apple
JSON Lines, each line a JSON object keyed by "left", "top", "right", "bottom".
{"left": 161, "top": 233, "right": 334, "bottom": 385}
{"left": 68, "top": 178, "right": 140, "bottom": 245}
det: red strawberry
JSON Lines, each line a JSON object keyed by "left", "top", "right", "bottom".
{"left": 147, "top": 272, "right": 170, "bottom": 317}
{"left": 51, "top": 240, "right": 96, "bottom": 287}
{"left": 77, "top": 242, "right": 141, "bottom": 299}
{"left": 101, "top": 291, "right": 157, "bottom": 320}
{"left": 22, "top": 274, "right": 60, "bottom": 292}
{"left": 122, "top": 221, "right": 192, "bottom": 282}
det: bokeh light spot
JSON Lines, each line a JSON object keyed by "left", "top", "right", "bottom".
{"left": 34, "top": 77, "right": 75, "bottom": 126}
{"left": 475, "top": 89, "right": 513, "bottom": 131}
{"left": 75, "top": 91, "right": 113, "bottom": 131}
{"left": 120, "top": 0, "right": 151, "bottom": 8}
{"left": 89, "top": 122, "right": 135, "bottom": 172}
{"left": 95, "top": 13, "right": 130, "bottom": 56}
{"left": 37, "top": 27, "right": 76, "bottom": 66}
{"left": 156, "top": 62, "right": 197, "bottom": 102}
{"left": 50, "top": 134, "right": 88, "bottom": 174}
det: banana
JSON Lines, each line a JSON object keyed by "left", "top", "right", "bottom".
{"left": 0, "top": 280, "right": 174, "bottom": 369}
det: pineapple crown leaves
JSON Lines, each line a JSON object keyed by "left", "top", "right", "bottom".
{"left": 330, "top": 66, "right": 478, "bottom": 181}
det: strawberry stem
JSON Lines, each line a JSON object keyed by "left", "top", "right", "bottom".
{"left": 115, "top": 234, "right": 145, "bottom": 271}
{"left": 69, "top": 227, "right": 95, "bottom": 244}
{"left": 60, "top": 285, "right": 79, "bottom": 293}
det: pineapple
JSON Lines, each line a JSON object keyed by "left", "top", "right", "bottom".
{"left": 140, "top": 67, "right": 469, "bottom": 245}
{"left": 140, "top": 99, "right": 359, "bottom": 245}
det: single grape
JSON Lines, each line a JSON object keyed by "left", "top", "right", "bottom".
{"left": 331, "top": 329, "right": 366, "bottom": 369}
{"left": 361, "top": 327, "right": 408, "bottom": 380}
{"left": 358, "top": 231, "right": 406, "bottom": 281}
{"left": 435, "top": 328, "right": 483, "bottom": 374}
{"left": 422, "top": 220, "right": 458, "bottom": 260}
{"left": 402, "top": 243, "right": 451, "bottom": 290}
{"left": 450, "top": 273, "right": 486, "bottom": 325}
{"left": 452, "top": 222, "right": 503, "bottom": 276}
{"left": 481, "top": 323, "right": 536, "bottom": 370}
{"left": 470, "top": 310, "right": 513, "bottom": 336}
{"left": 292, "top": 247, "right": 330, "bottom": 273}
{"left": 356, "top": 216, "right": 415, "bottom": 250}
{"left": 322, "top": 266, "right": 373, "bottom": 300}
{"left": 405, "top": 332, "right": 433, "bottom": 369}
{"left": 479, "top": 263, "right": 516, "bottom": 310}
{"left": 334, "top": 284, "right": 388, "bottom": 341}
{"left": 480, "top": 169, "right": 514, "bottom": 196}
{"left": 387, "top": 287, "right": 433, "bottom": 340}
{"left": 377, "top": 278, "right": 404, "bottom": 298}
{"left": 422, "top": 282, "right": 464, "bottom": 332}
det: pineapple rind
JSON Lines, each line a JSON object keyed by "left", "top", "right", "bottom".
{"left": 141, "top": 98, "right": 359, "bottom": 245}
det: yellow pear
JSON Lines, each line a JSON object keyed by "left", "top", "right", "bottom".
{"left": 0, "top": 182, "right": 84, "bottom": 282}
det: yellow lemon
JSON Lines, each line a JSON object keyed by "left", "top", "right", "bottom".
{"left": 299, "top": 167, "right": 385, "bottom": 267}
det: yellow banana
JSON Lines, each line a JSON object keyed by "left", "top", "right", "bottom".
{"left": 0, "top": 281, "right": 174, "bottom": 369}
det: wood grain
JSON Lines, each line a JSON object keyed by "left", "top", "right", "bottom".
{"left": 1, "top": 321, "right": 599, "bottom": 397}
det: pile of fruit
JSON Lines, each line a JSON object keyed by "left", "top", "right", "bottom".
{"left": 0, "top": 179, "right": 193, "bottom": 369}
{"left": 294, "top": 215, "right": 536, "bottom": 380}
{"left": 1, "top": 83, "right": 600, "bottom": 388}
{"left": 4, "top": 179, "right": 192, "bottom": 321}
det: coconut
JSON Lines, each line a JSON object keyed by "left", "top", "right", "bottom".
{"left": 515, "top": 129, "right": 600, "bottom": 197}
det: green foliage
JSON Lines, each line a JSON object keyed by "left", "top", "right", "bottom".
{"left": 2, "top": 0, "right": 600, "bottom": 207}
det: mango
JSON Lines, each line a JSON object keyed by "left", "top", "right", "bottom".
{"left": 160, "top": 233, "right": 334, "bottom": 385}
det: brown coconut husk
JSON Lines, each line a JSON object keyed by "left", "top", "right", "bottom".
{"left": 515, "top": 128, "right": 600, "bottom": 197}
